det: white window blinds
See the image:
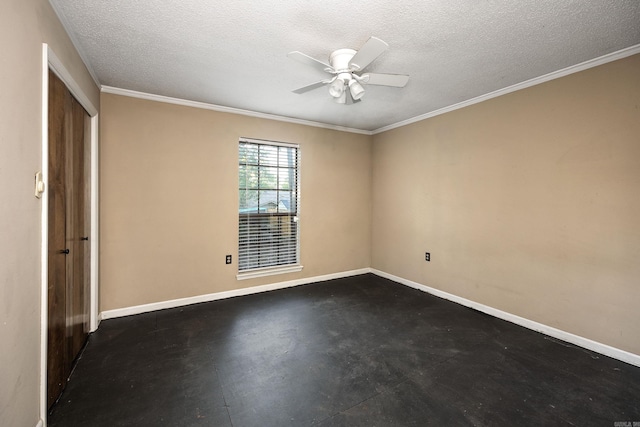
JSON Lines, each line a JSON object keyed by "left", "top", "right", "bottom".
{"left": 238, "top": 139, "right": 299, "bottom": 272}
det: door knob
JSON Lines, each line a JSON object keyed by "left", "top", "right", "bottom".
{"left": 59, "top": 249, "right": 70, "bottom": 254}
{"left": 81, "top": 237, "right": 89, "bottom": 241}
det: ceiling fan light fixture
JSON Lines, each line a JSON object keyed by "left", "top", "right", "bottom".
{"left": 349, "top": 79, "right": 365, "bottom": 100}
{"left": 334, "top": 90, "right": 347, "bottom": 104}
{"left": 328, "top": 78, "right": 346, "bottom": 98}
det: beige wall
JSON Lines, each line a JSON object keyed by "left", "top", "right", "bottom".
{"left": 102, "top": 55, "right": 640, "bottom": 357}
{"left": 372, "top": 54, "right": 640, "bottom": 355}
{"left": 0, "top": 0, "right": 99, "bottom": 425}
{"left": 99, "top": 94, "right": 371, "bottom": 310}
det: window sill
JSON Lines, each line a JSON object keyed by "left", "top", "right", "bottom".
{"left": 236, "top": 264, "right": 304, "bottom": 281}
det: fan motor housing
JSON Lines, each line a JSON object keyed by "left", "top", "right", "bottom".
{"left": 329, "top": 49, "right": 357, "bottom": 71}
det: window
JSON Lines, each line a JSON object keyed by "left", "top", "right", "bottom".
{"left": 238, "top": 138, "right": 300, "bottom": 277}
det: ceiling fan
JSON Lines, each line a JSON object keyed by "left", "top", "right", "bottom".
{"left": 287, "top": 36, "right": 410, "bottom": 105}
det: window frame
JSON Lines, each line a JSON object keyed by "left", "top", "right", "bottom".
{"left": 236, "top": 137, "right": 303, "bottom": 280}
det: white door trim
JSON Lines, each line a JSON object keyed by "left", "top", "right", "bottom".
{"left": 40, "top": 43, "right": 100, "bottom": 425}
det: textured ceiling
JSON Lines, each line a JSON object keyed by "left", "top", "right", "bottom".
{"left": 50, "top": 0, "right": 640, "bottom": 132}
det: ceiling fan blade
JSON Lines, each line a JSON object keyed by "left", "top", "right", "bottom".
{"left": 287, "top": 51, "right": 334, "bottom": 74}
{"left": 348, "top": 37, "right": 389, "bottom": 71}
{"left": 362, "top": 73, "right": 409, "bottom": 87}
{"left": 292, "top": 80, "right": 328, "bottom": 94}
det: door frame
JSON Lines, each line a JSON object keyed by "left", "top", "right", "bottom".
{"left": 40, "top": 44, "right": 99, "bottom": 424}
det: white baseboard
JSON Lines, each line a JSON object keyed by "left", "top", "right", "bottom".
{"left": 371, "top": 269, "right": 640, "bottom": 368}
{"left": 100, "top": 268, "right": 371, "bottom": 320}
{"left": 98, "top": 267, "right": 639, "bottom": 367}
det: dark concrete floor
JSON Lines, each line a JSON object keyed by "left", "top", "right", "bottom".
{"left": 49, "top": 274, "right": 640, "bottom": 426}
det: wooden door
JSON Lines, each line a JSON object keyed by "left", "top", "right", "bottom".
{"left": 47, "top": 69, "right": 69, "bottom": 408}
{"left": 47, "top": 70, "right": 91, "bottom": 409}
{"left": 69, "top": 94, "right": 90, "bottom": 359}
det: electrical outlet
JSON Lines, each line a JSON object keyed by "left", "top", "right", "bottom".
{"left": 425, "top": 252, "right": 430, "bottom": 262}
{"left": 225, "top": 255, "right": 232, "bottom": 264}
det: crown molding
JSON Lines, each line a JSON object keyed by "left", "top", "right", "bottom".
{"left": 101, "top": 44, "right": 639, "bottom": 137}
{"left": 372, "top": 44, "right": 640, "bottom": 134}
{"left": 100, "top": 86, "right": 373, "bottom": 135}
